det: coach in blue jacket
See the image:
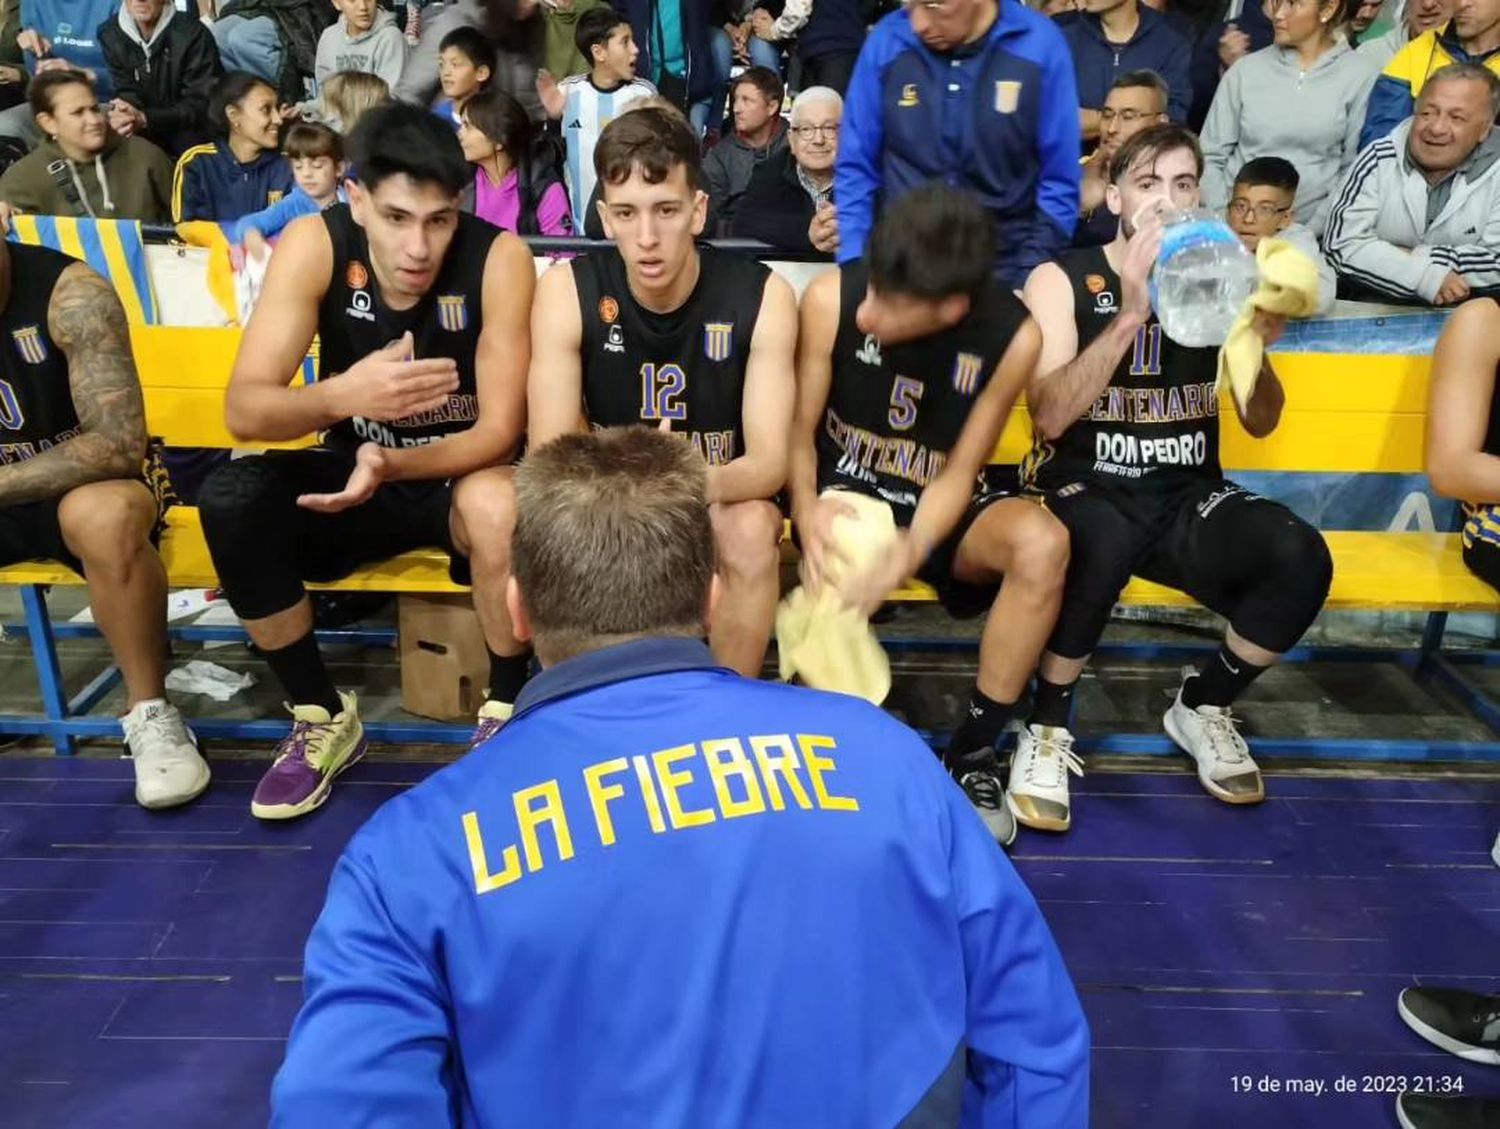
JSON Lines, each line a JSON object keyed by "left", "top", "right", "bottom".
{"left": 271, "top": 427, "right": 1090, "bottom": 1129}
{"left": 836, "top": 0, "right": 1081, "bottom": 288}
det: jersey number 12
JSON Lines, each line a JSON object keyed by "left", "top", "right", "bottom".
{"left": 639, "top": 362, "right": 687, "bottom": 422}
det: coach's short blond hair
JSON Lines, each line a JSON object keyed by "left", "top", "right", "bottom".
{"left": 513, "top": 428, "right": 713, "bottom": 663}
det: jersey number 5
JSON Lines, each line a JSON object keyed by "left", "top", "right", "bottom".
{"left": 888, "top": 375, "right": 923, "bottom": 431}
{"left": 0, "top": 379, "right": 22, "bottom": 431}
{"left": 639, "top": 362, "right": 688, "bottom": 422}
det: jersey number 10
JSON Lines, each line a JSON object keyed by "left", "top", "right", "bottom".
{"left": 639, "top": 363, "right": 688, "bottom": 422}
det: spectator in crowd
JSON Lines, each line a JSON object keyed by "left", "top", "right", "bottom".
{"left": 703, "top": 65, "right": 787, "bottom": 231}
{"left": 231, "top": 120, "right": 346, "bottom": 254}
{"left": 16, "top": 0, "right": 115, "bottom": 96}
{"left": 1360, "top": 0, "right": 1500, "bottom": 146}
{"left": 1224, "top": 156, "right": 1336, "bottom": 313}
{"left": 0, "top": 0, "right": 25, "bottom": 115}
{"left": 432, "top": 26, "right": 492, "bottom": 127}
{"left": 317, "top": 69, "right": 388, "bottom": 132}
{"left": 173, "top": 70, "right": 294, "bottom": 221}
{"left": 1056, "top": 0, "right": 1192, "bottom": 131}
{"left": 837, "top": 0, "right": 1082, "bottom": 288}
{"left": 1188, "top": 0, "right": 1274, "bottom": 130}
{"left": 210, "top": 0, "right": 334, "bottom": 107}
{"left": 1358, "top": 0, "right": 1453, "bottom": 70}
{"left": 540, "top": 6, "right": 656, "bottom": 233}
{"left": 310, "top": 0, "right": 405, "bottom": 100}
{"left": 270, "top": 425, "right": 1091, "bottom": 1129}
{"left": 0, "top": 69, "right": 174, "bottom": 220}
{"left": 99, "top": 0, "right": 223, "bottom": 158}
{"left": 1199, "top": 0, "right": 1376, "bottom": 238}
{"left": 733, "top": 84, "right": 839, "bottom": 251}
{"left": 1075, "top": 68, "right": 1167, "bottom": 246}
{"left": 713, "top": 0, "right": 786, "bottom": 94}
{"left": 792, "top": 0, "right": 867, "bottom": 94}
{"left": 612, "top": 0, "right": 713, "bottom": 126}
{"left": 539, "top": 0, "right": 604, "bottom": 80}
{"left": 1347, "top": 0, "right": 1381, "bottom": 39}
{"left": 397, "top": 0, "right": 542, "bottom": 123}
{"left": 459, "top": 86, "right": 572, "bottom": 234}
{"left": 1327, "top": 64, "right": 1500, "bottom": 304}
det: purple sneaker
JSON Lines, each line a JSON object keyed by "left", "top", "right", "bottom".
{"left": 251, "top": 691, "right": 367, "bottom": 821}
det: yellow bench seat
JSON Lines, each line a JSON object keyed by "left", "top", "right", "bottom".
{"left": 1, "top": 509, "right": 1494, "bottom": 615}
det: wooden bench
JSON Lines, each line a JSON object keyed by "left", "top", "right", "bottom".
{"left": 2, "top": 327, "right": 1497, "bottom": 755}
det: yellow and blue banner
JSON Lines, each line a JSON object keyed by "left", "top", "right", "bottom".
{"left": 6, "top": 215, "right": 159, "bottom": 325}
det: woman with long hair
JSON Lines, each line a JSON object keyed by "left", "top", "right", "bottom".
{"left": 172, "top": 71, "right": 295, "bottom": 222}
{"left": 458, "top": 86, "right": 572, "bottom": 235}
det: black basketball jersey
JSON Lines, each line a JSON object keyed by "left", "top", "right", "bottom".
{"left": 0, "top": 243, "right": 83, "bottom": 467}
{"left": 316, "top": 205, "right": 499, "bottom": 451}
{"left": 1024, "top": 245, "right": 1222, "bottom": 493}
{"left": 571, "top": 245, "right": 770, "bottom": 466}
{"left": 820, "top": 260, "right": 1029, "bottom": 526}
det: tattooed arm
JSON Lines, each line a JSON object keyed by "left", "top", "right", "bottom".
{"left": 0, "top": 263, "right": 148, "bottom": 506}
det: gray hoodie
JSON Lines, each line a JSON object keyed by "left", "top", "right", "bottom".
{"left": 1201, "top": 40, "right": 1377, "bottom": 239}
{"left": 313, "top": 9, "right": 406, "bottom": 93}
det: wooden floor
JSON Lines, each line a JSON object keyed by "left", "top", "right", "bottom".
{"left": 0, "top": 755, "right": 1495, "bottom": 1127}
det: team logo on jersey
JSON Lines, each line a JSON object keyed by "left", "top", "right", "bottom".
{"left": 437, "top": 295, "right": 468, "bottom": 332}
{"left": 703, "top": 322, "right": 733, "bottom": 363}
{"left": 267, "top": 190, "right": 284, "bottom": 205}
{"left": 346, "top": 261, "right": 369, "bottom": 290}
{"left": 855, "top": 334, "right": 882, "bottom": 367}
{"left": 346, "top": 289, "right": 375, "bottom": 322}
{"left": 1094, "top": 290, "right": 1117, "bottom": 314}
{"left": 599, "top": 296, "right": 619, "bottom": 324}
{"left": 1085, "top": 274, "right": 1107, "bottom": 294}
{"left": 605, "top": 324, "right": 626, "bottom": 354}
{"left": 994, "top": 81, "right": 1022, "bottom": 115}
{"left": 11, "top": 325, "right": 47, "bottom": 365}
{"left": 952, "top": 352, "right": 983, "bottom": 396}
{"left": 898, "top": 84, "right": 919, "bottom": 108}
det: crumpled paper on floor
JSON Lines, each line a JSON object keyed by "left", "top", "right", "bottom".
{"left": 165, "top": 660, "right": 255, "bottom": 703}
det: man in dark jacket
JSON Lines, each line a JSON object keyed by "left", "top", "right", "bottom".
{"left": 794, "top": 0, "right": 869, "bottom": 95}
{"left": 734, "top": 84, "right": 839, "bottom": 253}
{"left": 616, "top": 0, "right": 714, "bottom": 113}
{"left": 703, "top": 64, "right": 787, "bottom": 231}
{"left": 100, "top": 0, "right": 222, "bottom": 158}
{"left": 1056, "top": 0, "right": 1192, "bottom": 131}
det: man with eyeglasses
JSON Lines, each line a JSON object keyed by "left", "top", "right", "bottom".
{"left": 735, "top": 86, "right": 844, "bottom": 253}
{"left": 1225, "top": 156, "right": 1335, "bottom": 314}
{"left": 836, "top": 0, "right": 1083, "bottom": 288}
{"left": 1075, "top": 68, "right": 1168, "bottom": 246}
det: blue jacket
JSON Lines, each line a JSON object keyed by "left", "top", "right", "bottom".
{"left": 1055, "top": 6, "right": 1193, "bottom": 125}
{"left": 171, "top": 141, "right": 296, "bottom": 223}
{"left": 835, "top": 4, "right": 1082, "bottom": 288}
{"left": 617, "top": 0, "right": 715, "bottom": 103}
{"left": 230, "top": 184, "right": 347, "bottom": 243}
{"left": 1359, "top": 22, "right": 1500, "bottom": 150}
{"left": 271, "top": 638, "right": 1091, "bottom": 1129}
{"left": 1189, "top": 3, "right": 1274, "bottom": 131}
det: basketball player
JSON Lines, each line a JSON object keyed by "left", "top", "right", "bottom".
{"left": 198, "top": 103, "right": 535, "bottom": 821}
{"left": 792, "top": 185, "right": 1061, "bottom": 847}
{"left": 1019, "top": 124, "right": 1332, "bottom": 829}
{"left": 0, "top": 238, "right": 209, "bottom": 809}
{"left": 528, "top": 105, "right": 797, "bottom": 677}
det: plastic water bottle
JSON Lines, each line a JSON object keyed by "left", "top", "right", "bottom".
{"left": 1149, "top": 208, "right": 1258, "bottom": 348}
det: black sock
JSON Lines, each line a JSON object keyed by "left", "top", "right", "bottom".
{"left": 262, "top": 632, "right": 341, "bottom": 716}
{"left": 487, "top": 650, "right": 531, "bottom": 705}
{"left": 948, "top": 686, "right": 1020, "bottom": 764}
{"left": 1030, "top": 677, "right": 1077, "bottom": 729}
{"left": 1181, "top": 645, "right": 1268, "bottom": 709}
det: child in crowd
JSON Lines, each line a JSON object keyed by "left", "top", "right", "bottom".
{"left": 537, "top": 6, "right": 656, "bottom": 234}
{"left": 310, "top": 0, "right": 406, "bottom": 107}
{"left": 433, "top": 26, "right": 495, "bottom": 129}
{"left": 319, "top": 71, "right": 391, "bottom": 133}
{"left": 1224, "top": 156, "right": 1336, "bottom": 316}
{"left": 231, "top": 122, "right": 347, "bottom": 256}
{"left": 459, "top": 87, "right": 572, "bottom": 235}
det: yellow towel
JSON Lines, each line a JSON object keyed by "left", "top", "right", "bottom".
{"left": 776, "top": 491, "right": 897, "bottom": 705}
{"left": 175, "top": 221, "right": 240, "bottom": 325}
{"left": 1216, "top": 235, "right": 1321, "bottom": 415}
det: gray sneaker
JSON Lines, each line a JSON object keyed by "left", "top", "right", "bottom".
{"left": 122, "top": 699, "right": 210, "bottom": 810}
{"left": 949, "top": 753, "right": 1017, "bottom": 848}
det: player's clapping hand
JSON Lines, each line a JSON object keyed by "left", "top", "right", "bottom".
{"left": 297, "top": 441, "right": 387, "bottom": 513}
{"left": 333, "top": 332, "right": 458, "bottom": 422}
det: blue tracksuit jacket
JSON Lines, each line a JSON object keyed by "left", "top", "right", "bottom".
{"left": 835, "top": 2, "right": 1082, "bottom": 288}
{"left": 271, "top": 637, "right": 1091, "bottom": 1129}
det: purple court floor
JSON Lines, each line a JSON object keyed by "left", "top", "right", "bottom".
{"left": 1, "top": 756, "right": 1496, "bottom": 1128}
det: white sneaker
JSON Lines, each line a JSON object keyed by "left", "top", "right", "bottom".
{"left": 1163, "top": 682, "right": 1264, "bottom": 804}
{"left": 122, "top": 700, "right": 210, "bottom": 810}
{"left": 1006, "top": 724, "right": 1084, "bottom": 832}
{"left": 1492, "top": 830, "right": 1499, "bottom": 870}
